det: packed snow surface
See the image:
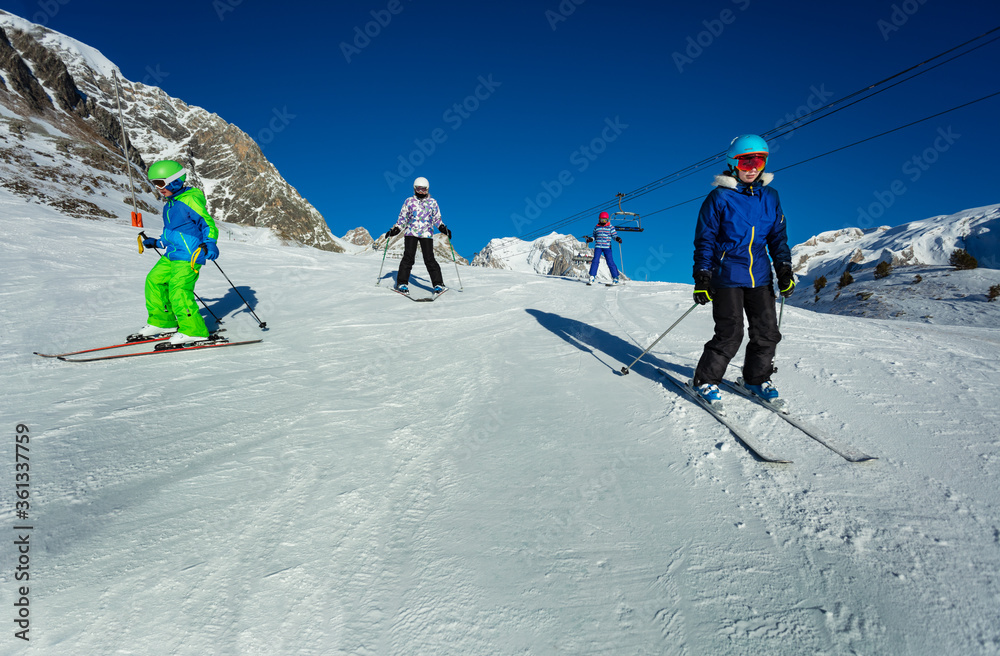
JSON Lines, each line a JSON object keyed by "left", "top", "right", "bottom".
{"left": 2, "top": 201, "right": 999, "bottom": 655}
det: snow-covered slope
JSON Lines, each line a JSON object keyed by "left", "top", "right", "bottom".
{"left": 3, "top": 189, "right": 999, "bottom": 654}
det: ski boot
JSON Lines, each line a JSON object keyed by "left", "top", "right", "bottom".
{"left": 167, "top": 333, "right": 210, "bottom": 346}
{"left": 128, "top": 324, "right": 178, "bottom": 342}
{"left": 396, "top": 284, "right": 410, "bottom": 295}
{"left": 692, "top": 382, "right": 723, "bottom": 408}
{"left": 743, "top": 380, "right": 779, "bottom": 401}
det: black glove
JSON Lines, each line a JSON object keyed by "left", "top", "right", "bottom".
{"left": 584, "top": 236, "right": 594, "bottom": 244}
{"left": 615, "top": 236, "right": 622, "bottom": 244}
{"left": 776, "top": 263, "right": 795, "bottom": 298}
{"left": 384, "top": 226, "right": 401, "bottom": 239}
{"left": 693, "top": 270, "right": 715, "bottom": 305}
{"left": 439, "top": 224, "right": 452, "bottom": 238}
{"left": 142, "top": 237, "right": 159, "bottom": 248}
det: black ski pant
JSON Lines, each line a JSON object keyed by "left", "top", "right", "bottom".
{"left": 397, "top": 236, "right": 444, "bottom": 287}
{"left": 692, "top": 285, "right": 781, "bottom": 387}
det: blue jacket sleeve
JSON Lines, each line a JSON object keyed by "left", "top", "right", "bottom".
{"left": 765, "top": 191, "right": 791, "bottom": 266}
{"left": 693, "top": 191, "right": 722, "bottom": 276}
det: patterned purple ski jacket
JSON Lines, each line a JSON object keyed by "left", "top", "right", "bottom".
{"left": 395, "top": 196, "right": 443, "bottom": 238}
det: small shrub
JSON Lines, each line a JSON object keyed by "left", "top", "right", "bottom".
{"left": 912, "top": 274, "right": 922, "bottom": 284}
{"left": 989, "top": 284, "right": 1000, "bottom": 302}
{"left": 950, "top": 249, "right": 978, "bottom": 270}
{"left": 838, "top": 271, "right": 854, "bottom": 289}
{"left": 874, "top": 261, "right": 892, "bottom": 279}
{"left": 813, "top": 275, "right": 827, "bottom": 294}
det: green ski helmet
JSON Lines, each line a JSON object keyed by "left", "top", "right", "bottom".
{"left": 147, "top": 160, "right": 187, "bottom": 187}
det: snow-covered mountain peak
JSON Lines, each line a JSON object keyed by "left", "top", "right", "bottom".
{"left": 472, "top": 231, "right": 626, "bottom": 281}
{"left": 792, "top": 204, "right": 1000, "bottom": 281}
{"left": 0, "top": 10, "right": 344, "bottom": 252}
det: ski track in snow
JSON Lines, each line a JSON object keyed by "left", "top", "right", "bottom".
{"left": 2, "top": 210, "right": 1000, "bottom": 655}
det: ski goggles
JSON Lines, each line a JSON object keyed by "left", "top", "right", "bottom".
{"left": 735, "top": 154, "right": 767, "bottom": 171}
{"left": 151, "top": 168, "right": 188, "bottom": 189}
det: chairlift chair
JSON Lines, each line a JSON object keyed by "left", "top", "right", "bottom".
{"left": 611, "top": 192, "right": 643, "bottom": 232}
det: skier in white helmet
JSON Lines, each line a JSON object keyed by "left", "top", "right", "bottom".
{"left": 382, "top": 177, "right": 452, "bottom": 295}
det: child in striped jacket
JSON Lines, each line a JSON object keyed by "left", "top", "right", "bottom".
{"left": 584, "top": 212, "right": 622, "bottom": 284}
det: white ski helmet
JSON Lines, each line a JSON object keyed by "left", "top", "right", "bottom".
{"left": 413, "top": 177, "right": 429, "bottom": 189}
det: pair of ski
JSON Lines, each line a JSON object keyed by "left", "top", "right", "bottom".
{"left": 34, "top": 331, "right": 262, "bottom": 362}
{"left": 393, "top": 287, "right": 448, "bottom": 303}
{"left": 658, "top": 369, "right": 876, "bottom": 464}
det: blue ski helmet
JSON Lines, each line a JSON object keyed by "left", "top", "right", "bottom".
{"left": 726, "top": 134, "right": 769, "bottom": 171}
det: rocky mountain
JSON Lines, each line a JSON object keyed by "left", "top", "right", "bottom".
{"left": 791, "top": 204, "right": 1000, "bottom": 282}
{"left": 787, "top": 204, "right": 1000, "bottom": 325}
{"left": 0, "top": 10, "right": 344, "bottom": 252}
{"left": 472, "top": 232, "right": 626, "bottom": 281}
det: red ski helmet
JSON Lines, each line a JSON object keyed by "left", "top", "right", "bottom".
{"left": 598, "top": 211, "right": 610, "bottom": 222}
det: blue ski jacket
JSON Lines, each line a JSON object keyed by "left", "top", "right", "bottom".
{"left": 150, "top": 187, "right": 219, "bottom": 265}
{"left": 693, "top": 172, "right": 791, "bottom": 288}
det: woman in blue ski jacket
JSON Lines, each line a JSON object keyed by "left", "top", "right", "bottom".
{"left": 690, "top": 135, "right": 796, "bottom": 404}
{"left": 585, "top": 212, "right": 622, "bottom": 284}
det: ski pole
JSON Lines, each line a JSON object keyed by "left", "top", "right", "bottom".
{"left": 209, "top": 259, "right": 267, "bottom": 330}
{"left": 138, "top": 232, "right": 221, "bottom": 325}
{"left": 375, "top": 237, "right": 390, "bottom": 286}
{"left": 112, "top": 70, "right": 143, "bottom": 229}
{"left": 620, "top": 302, "right": 699, "bottom": 375}
{"left": 772, "top": 295, "right": 786, "bottom": 374}
{"left": 448, "top": 239, "right": 464, "bottom": 290}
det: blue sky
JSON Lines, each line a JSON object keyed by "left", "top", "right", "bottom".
{"left": 13, "top": 0, "right": 1000, "bottom": 282}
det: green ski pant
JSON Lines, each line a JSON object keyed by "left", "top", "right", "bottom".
{"left": 144, "top": 257, "right": 209, "bottom": 337}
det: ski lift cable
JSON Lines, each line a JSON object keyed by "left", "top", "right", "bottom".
{"left": 616, "top": 28, "right": 1000, "bottom": 209}
{"left": 517, "top": 28, "right": 1000, "bottom": 242}
{"left": 514, "top": 86, "right": 1000, "bottom": 250}
{"left": 759, "top": 32, "right": 1000, "bottom": 145}
{"left": 611, "top": 27, "right": 1000, "bottom": 211}
{"left": 512, "top": 26, "right": 1000, "bottom": 250}
{"left": 640, "top": 89, "right": 1000, "bottom": 220}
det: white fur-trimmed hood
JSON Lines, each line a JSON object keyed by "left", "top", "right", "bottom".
{"left": 712, "top": 171, "right": 774, "bottom": 189}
